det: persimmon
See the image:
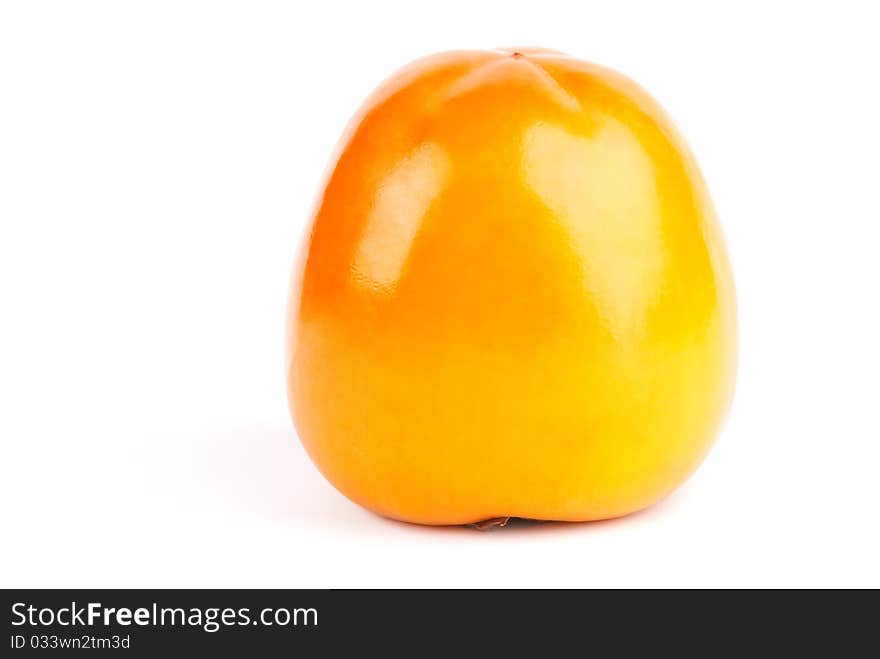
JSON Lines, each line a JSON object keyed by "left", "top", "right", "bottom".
{"left": 286, "top": 48, "right": 736, "bottom": 525}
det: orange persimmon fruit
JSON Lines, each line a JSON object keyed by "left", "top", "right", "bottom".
{"left": 286, "top": 48, "right": 736, "bottom": 525}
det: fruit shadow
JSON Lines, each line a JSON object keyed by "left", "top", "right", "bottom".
{"left": 162, "top": 425, "right": 364, "bottom": 526}
{"left": 165, "top": 425, "right": 688, "bottom": 536}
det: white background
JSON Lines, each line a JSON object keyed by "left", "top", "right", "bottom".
{"left": 2, "top": 0, "right": 878, "bottom": 588}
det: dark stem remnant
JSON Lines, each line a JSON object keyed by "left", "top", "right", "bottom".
{"left": 470, "top": 517, "right": 511, "bottom": 531}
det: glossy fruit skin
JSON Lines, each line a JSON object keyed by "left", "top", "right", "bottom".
{"left": 287, "top": 48, "right": 736, "bottom": 525}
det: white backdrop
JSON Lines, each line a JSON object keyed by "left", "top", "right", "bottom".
{"left": 1, "top": 0, "right": 878, "bottom": 588}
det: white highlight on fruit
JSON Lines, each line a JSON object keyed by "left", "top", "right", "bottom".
{"left": 353, "top": 142, "right": 449, "bottom": 291}
{"left": 523, "top": 119, "right": 664, "bottom": 340}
